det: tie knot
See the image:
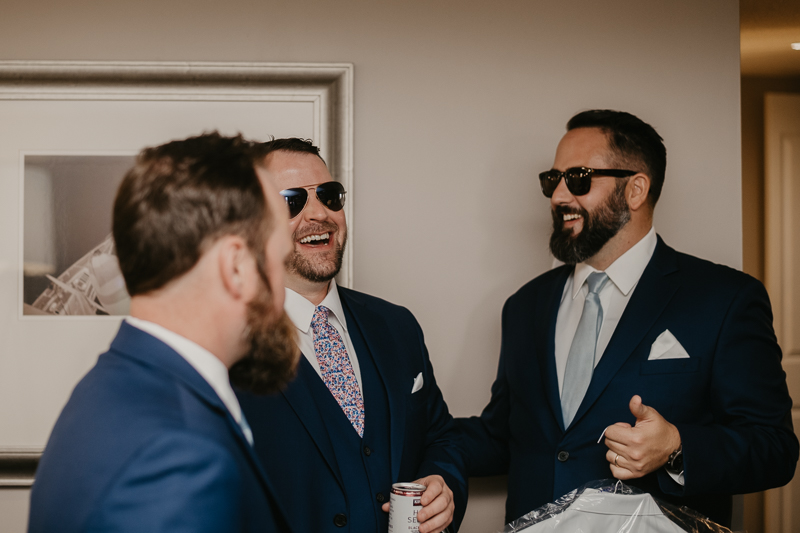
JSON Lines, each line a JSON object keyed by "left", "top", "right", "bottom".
{"left": 311, "top": 306, "right": 330, "bottom": 332}
{"left": 586, "top": 272, "right": 609, "bottom": 294}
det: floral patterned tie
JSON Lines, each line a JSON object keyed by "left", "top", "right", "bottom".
{"left": 311, "top": 306, "right": 365, "bottom": 437}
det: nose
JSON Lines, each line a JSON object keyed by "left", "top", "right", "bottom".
{"left": 550, "top": 176, "right": 574, "bottom": 205}
{"left": 300, "top": 189, "right": 329, "bottom": 221}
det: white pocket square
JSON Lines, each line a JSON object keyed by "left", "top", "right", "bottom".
{"left": 648, "top": 329, "right": 690, "bottom": 360}
{"left": 411, "top": 372, "right": 424, "bottom": 393}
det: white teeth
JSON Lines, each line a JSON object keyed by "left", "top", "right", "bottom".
{"left": 299, "top": 232, "right": 330, "bottom": 244}
{"left": 563, "top": 214, "right": 582, "bottom": 221}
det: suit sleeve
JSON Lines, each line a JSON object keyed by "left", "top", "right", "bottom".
{"left": 659, "top": 277, "right": 799, "bottom": 496}
{"left": 87, "top": 432, "right": 246, "bottom": 533}
{"left": 407, "top": 312, "right": 470, "bottom": 532}
{"left": 453, "top": 299, "right": 512, "bottom": 477}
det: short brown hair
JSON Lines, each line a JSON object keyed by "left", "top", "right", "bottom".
{"left": 252, "top": 137, "right": 324, "bottom": 163}
{"left": 113, "top": 132, "right": 270, "bottom": 296}
{"left": 567, "top": 109, "right": 667, "bottom": 206}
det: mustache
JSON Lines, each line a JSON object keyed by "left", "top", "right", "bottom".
{"left": 294, "top": 222, "right": 338, "bottom": 240}
{"left": 552, "top": 204, "right": 586, "bottom": 218}
{"left": 551, "top": 204, "right": 587, "bottom": 232}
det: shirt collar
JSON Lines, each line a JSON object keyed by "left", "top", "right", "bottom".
{"left": 571, "top": 227, "right": 657, "bottom": 299}
{"left": 123, "top": 316, "right": 244, "bottom": 424}
{"left": 284, "top": 279, "right": 348, "bottom": 334}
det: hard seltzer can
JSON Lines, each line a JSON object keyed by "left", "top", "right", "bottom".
{"left": 388, "top": 482, "right": 427, "bottom": 533}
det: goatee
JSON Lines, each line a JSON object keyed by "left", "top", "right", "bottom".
{"left": 549, "top": 181, "right": 631, "bottom": 264}
{"left": 288, "top": 222, "right": 347, "bottom": 283}
{"left": 229, "top": 278, "right": 300, "bottom": 395}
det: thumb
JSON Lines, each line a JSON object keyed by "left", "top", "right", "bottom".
{"left": 629, "top": 395, "right": 651, "bottom": 422}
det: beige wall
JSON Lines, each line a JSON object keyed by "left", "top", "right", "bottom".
{"left": 0, "top": 1, "right": 741, "bottom": 532}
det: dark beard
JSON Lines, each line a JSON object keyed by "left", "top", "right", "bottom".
{"left": 287, "top": 222, "right": 347, "bottom": 283}
{"left": 549, "top": 181, "right": 631, "bottom": 264}
{"left": 229, "top": 278, "right": 300, "bottom": 395}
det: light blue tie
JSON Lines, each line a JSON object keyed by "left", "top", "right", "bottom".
{"left": 561, "top": 272, "right": 609, "bottom": 428}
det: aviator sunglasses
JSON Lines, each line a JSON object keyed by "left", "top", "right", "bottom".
{"left": 279, "top": 181, "right": 347, "bottom": 219}
{"left": 538, "top": 167, "right": 637, "bottom": 198}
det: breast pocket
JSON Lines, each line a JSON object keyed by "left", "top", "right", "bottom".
{"left": 640, "top": 357, "right": 700, "bottom": 375}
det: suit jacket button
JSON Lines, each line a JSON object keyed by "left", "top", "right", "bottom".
{"left": 334, "top": 513, "right": 347, "bottom": 527}
{"left": 364, "top": 446, "right": 372, "bottom": 456}
{"left": 557, "top": 450, "right": 569, "bottom": 462}
{"left": 376, "top": 492, "right": 385, "bottom": 503}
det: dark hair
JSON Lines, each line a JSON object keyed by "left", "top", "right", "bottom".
{"left": 567, "top": 109, "right": 667, "bottom": 206}
{"left": 113, "top": 132, "right": 271, "bottom": 296}
{"left": 252, "top": 137, "right": 325, "bottom": 163}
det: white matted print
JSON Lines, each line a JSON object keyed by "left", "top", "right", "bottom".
{"left": 23, "top": 155, "right": 134, "bottom": 316}
{"left": 0, "top": 62, "right": 353, "bottom": 479}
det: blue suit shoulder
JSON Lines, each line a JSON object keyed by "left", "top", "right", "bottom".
{"left": 338, "top": 285, "right": 421, "bottom": 328}
{"left": 660, "top": 240, "right": 771, "bottom": 309}
{"left": 507, "top": 239, "right": 766, "bottom": 303}
{"left": 505, "top": 263, "right": 571, "bottom": 309}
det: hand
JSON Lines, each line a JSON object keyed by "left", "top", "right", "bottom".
{"left": 603, "top": 395, "right": 681, "bottom": 480}
{"left": 381, "top": 475, "right": 454, "bottom": 533}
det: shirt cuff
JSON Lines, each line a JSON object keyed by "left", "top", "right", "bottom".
{"left": 667, "top": 469, "right": 685, "bottom": 486}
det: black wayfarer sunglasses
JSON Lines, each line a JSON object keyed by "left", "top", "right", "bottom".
{"left": 279, "top": 181, "right": 347, "bottom": 219}
{"left": 538, "top": 167, "right": 637, "bottom": 198}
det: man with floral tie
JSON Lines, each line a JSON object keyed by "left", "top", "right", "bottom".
{"left": 237, "top": 138, "right": 466, "bottom": 533}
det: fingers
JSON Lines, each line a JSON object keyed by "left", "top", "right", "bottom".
{"left": 382, "top": 502, "right": 390, "bottom": 513}
{"left": 605, "top": 449, "right": 638, "bottom": 480}
{"left": 603, "top": 422, "right": 633, "bottom": 444}
{"left": 417, "top": 494, "right": 455, "bottom": 533}
{"left": 629, "top": 395, "right": 649, "bottom": 421}
{"left": 413, "top": 475, "right": 444, "bottom": 506}
{"left": 413, "top": 476, "right": 454, "bottom": 533}
{"left": 609, "top": 462, "right": 635, "bottom": 480}
{"left": 606, "top": 448, "right": 626, "bottom": 469}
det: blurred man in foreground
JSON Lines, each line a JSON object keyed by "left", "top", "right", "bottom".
{"left": 29, "top": 132, "right": 299, "bottom": 533}
{"left": 457, "top": 110, "right": 798, "bottom": 527}
{"left": 237, "top": 138, "right": 466, "bottom": 533}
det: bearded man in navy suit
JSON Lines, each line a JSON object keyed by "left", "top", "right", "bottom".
{"left": 457, "top": 110, "right": 798, "bottom": 528}
{"left": 237, "top": 138, "right": 466, "bottom": 533}
{"left": 29, "top": 133, "right": 300, "bottom": 533}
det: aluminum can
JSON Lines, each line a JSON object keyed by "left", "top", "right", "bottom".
{"left": 388, "top": 482, "right": 427, "bottom": 533}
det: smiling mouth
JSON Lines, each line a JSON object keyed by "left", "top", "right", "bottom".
{"left": 298, "top": 232, "right": 331, "bottom": 246}
{"left": 563, "top": 213, "right": 582, "bottom": 222}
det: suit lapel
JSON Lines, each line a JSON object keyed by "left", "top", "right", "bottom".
{"left": 280, "top": 357, "right": 344, "bottom": 488}
{"left": 110, "top": 323, "right": 286, "bottom": 507}
{"left": 338, "top": 287, "right": 407, "bottom": 481}
{"left": 112, "top": 322, "right": 232, "bottom": 419}
{"left": 537, "top": 267, "right": 572, "bottom": 432}
{"left": 570, "top": 237, "right": 681, "bottom": 427}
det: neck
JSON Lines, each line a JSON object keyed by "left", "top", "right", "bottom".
{"left": 129, "top": 293, "right": 241, "bottom": 369}
{"left": 286, "top": 274, "right": 331, "bottom": 306}
{"left": 586, "top": 221, "right": 652, "bottom": 271}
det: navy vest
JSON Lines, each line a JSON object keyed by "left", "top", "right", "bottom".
{"left": 306, "top": 304, "right": 393, "bottom": 532}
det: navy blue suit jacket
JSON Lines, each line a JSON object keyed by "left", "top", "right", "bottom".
{"left": 238, "top": 286, "right": 467, "bottom": 532}
{"left": 29, "top": 322, "right": 291, "bottom": 533}
{"left": 457, "top": 237, "right": 798, "bottom": 527}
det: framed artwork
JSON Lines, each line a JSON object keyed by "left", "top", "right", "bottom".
{"left": 0, "top": 61, "right": 353, "bottom": 485}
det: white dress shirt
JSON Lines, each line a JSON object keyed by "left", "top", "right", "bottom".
{"left": 517, "top": 488, "right": 687, "bottom": 533}
{"left": 284, "top": 279, "right": 363, "bottom": 391}
{"left": 554, "top": 227, "right": 657, "bottom": 393}
{"left": 124, "top": 317, "right": 253, "bottom": 445}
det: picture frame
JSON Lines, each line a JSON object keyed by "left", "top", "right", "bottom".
{"left": 0, "top": 60, "right": 354, "bottom": 486}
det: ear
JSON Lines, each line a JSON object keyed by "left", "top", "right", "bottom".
{"left": 218, "top": 235, "right": 255, "bottom": 300}
{"left": 627, "top": 173, "right": 651, "bottom": 211}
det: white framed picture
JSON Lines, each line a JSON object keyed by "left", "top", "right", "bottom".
{"left": 0, "top": 61, "right": 353, "bottom": 485}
